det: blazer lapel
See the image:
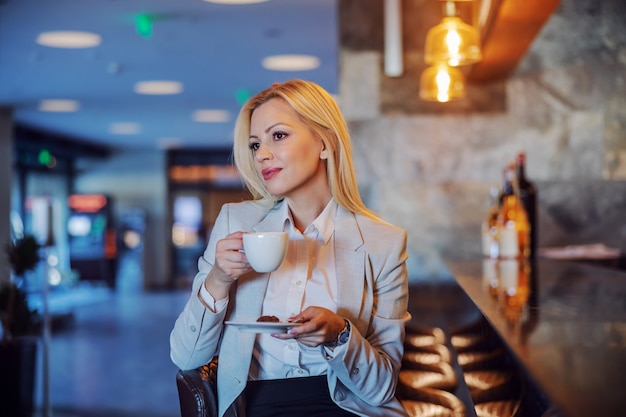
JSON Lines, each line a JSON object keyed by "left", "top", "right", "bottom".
{"left": 251, "top": 200, "right": 286, "bottom": 233}
{"left": 334, "top": 207, "right": 370, "bottom": 325}
{"left": 219, "top": 203, "right": 287, "bottom": 413}
{"left": 235, "top": 200, "right": 286, "bottom": 320}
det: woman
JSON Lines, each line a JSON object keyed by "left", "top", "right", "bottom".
{"left": 170, "top": 79, "right": 410, "bottom": 417}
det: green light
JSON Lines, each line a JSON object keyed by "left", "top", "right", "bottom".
{"left": 135, "top": 14, "right": 153, "bottom": 38}
{"left": 38, "top": 149, "right": 52, "bottom": 166}
{"left": 236, "top": 88, "right": 251, "bottom": 105}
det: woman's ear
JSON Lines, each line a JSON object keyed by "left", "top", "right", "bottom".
{"left": 320, "top": 144, "right": 329, "bottom": 160}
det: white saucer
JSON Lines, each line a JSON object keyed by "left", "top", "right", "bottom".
{"left": 225, "top": 321, "right": 302, "bottom": 333}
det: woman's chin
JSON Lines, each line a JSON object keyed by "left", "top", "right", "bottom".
{"left": 265, "top": 184, "right": 288, "bottom": 197}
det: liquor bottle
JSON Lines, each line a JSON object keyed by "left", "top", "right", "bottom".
{"left": 515, "top": 152, "right": 538, "bottom": 258}
{"left": 481, "top": 185, "right": 500, "bottom": 259}
{"left": 496, "top": 162, "right": 532, "bottom": 328}
{"left": 481, "top": 186, "right": 500, "bottom": 298}
{"left": 496, "top": 165, "right": 530, "bottom": 259}
{"left": 498, "top": 163, "right": 513, "bottom": 207}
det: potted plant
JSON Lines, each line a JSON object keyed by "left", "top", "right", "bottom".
{"left": 1, "top": 235, "right": 42, "bottom": 417}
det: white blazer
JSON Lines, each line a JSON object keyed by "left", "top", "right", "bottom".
{"left": 170, "top": 200, "right": 410, "bottom": 417}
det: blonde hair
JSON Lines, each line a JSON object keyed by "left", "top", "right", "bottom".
{"left": 233, "top": 79, "right": 378, "bottom": 220}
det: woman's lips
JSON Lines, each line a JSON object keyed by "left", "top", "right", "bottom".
{"left": 262, "top": 167, "right": 281, "bottom": 181}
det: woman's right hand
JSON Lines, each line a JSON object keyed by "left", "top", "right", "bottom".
{"left": 204, "top": 231, "right": 251, "bottom": 299}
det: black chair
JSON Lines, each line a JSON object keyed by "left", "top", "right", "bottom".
{"left": 175, "top": 357, "right": 244, "bottom": 417}
{"left": 176, "top": 359, "right": 219, "bottom": 417}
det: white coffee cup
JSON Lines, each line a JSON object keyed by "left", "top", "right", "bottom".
{"left": 242, "top": 232, "right": 288, "bottom": 273}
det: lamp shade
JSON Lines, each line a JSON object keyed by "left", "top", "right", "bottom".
{"left": 424, "top": 16, "right": 482, "bottom": 66}
{"left": 419, "top": 64, "right": 466, "bottom": 102}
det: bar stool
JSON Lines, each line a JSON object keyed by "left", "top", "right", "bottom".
{"left": 471, "top": 371, "right": 524, "bottom": 417}
{"left": 456, "top": 347, "right": 507, "bottom": 372}
{"left": 403, "top": 344, "right": 451, "bottom": 366}
{"left": 405, "top": 326, "right": 447, "bottom": 350}
{"left": 399, "top": 387, "right": 467, "bottom": 417}
{"left": 474, "top": 399, "right": 521, "bottom": 417}
{"left": 398, "top": 361, "right": 458, "bottom": 391}
{"left": 449, "top": 316, "right": 498, "bottom": 353}
{"left": 463, "top": 370, "right": 517, "bottom": 404}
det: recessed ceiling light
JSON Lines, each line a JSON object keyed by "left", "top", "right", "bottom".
{"left": 38, "top": 99, "right": 80, "bottom": 112}
{"left": 261, "top": 54, "right": 320, "bottom": 71}
{"left": 110, "top": 122, "right": 141, "bottom": 135}
{"left": 193, "top": 109, "right": 230, "bottom": 123}
{"left": 36, "top": 31, "right": 101, "bottom": 48}
{"left": 134, "top": 80, "right": 184, "bottom": 95}
{"left": 203, "top": 0, "right": 269, "bottom": 4}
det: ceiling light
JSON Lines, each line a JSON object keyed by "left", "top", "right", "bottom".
{"left": 419, "top": 63, "right": 465, "bottom": 102}
{"left": 203, "top": 0, "right": 269, "bottom": 4}
{"left": 424, "top": 1, "right": 482, "bottom": 67}
{"left": 134, "top": 80, "right": 184, "bottom": 95}
{"left": 36, "top": 31, "right": 101, "bottom": 48}
{"left": 38, "top": 99, "right": 80, "bottom": 112}
{"left": 193, "top": 109, "right": 230, "bottom": 123}
{"left": 110, "top": 122, "right": 141, "bottom": 135}
{"left": 261, "top": 54, "right": 320, "bottom": 71}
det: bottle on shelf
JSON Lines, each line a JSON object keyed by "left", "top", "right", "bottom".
{"left": 496, "top": 164, "right": 532, "bottom": 325}
{"left": 496, "top": 163, "right": 530, "bottom": 259}
{"left": 515, "top": 151, "right": 538, "bottom": 258}
{"left": 498, "top": 162, "right": 514, "bottom": 207}
{"left": 481, "top": 185, "right": 500, "bottom": 260}
{"left": 481, "top": 185, "right": 501, "bottom": 297}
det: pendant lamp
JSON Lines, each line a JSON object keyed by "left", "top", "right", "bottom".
{"left": 424, "top": 1, "right": 482, "bottom": 67}
{"left": 419, "top": 63, "right": 466, "bottom": 102}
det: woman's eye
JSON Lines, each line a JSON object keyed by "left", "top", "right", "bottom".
{"left": 249, "top": 142, "right": 260, "bottom": 152}
{"left": 273, "top": 131, "right": 287, "bottom": 140}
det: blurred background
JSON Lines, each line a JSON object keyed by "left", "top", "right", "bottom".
{"left": 0, "top": 0, "right": 625, "bottom": 416}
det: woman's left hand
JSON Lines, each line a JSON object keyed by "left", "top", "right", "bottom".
{"left": 272, "top": 306, "right": 345, "bottom": 347}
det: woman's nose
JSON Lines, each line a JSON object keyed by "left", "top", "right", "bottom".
{"left": 255, "top": 143, "right": 272, "bottom": 161}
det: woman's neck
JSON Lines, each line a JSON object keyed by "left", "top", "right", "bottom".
{"left": 286, "top": 193, "right": 332, "bottom": 233}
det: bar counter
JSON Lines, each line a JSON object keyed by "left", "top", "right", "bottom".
{"left": 446, "top": 258, "right": 626, "bottom": 417}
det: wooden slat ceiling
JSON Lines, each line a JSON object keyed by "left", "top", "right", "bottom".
{"left": 339, "top": 0, "right": 561, "bottom": 84}
{"left": 338, "top": 0, "right": 562, "bottom": 113}
{"left": 468, "top": 0, "right": 562, "bottom": 83}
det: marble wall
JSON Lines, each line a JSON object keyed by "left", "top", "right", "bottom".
{"left": 338, "top": 0, "right": 626, "bottom": 280}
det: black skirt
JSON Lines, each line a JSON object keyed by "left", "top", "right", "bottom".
{"left": 244, "top": 376, "right": 358, "bottom": 417}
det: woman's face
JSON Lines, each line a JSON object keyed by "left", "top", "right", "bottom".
{"left": 249, "top": 98, "right": 329, "bottom": 201}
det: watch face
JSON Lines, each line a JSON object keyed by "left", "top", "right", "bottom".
{"left": 338, "top": 330, "right": 349, "bottom": 344}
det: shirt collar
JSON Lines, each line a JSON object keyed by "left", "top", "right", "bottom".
{"left": 279, "top": 198, "right": 337, "bottom": 245}
{"left": 311, "top": 199, "right": 337, "bottom": 244}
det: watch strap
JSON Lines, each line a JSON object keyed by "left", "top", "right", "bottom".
{"left": 326, "top": 319, "right": 350, "bottom": 349}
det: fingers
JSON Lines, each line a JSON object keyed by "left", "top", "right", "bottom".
{"left": 271, "top": 329, "right": 324, "bottom": 347}
{"left": 214, "top": 231, "right": 251, "bottom": 279}
{"left": 276, "top": 307, "right": 344, "bottom": 347}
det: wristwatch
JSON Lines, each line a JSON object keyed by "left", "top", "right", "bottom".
{"left": 325, "top": 319, "right": 350, "bottom": 349}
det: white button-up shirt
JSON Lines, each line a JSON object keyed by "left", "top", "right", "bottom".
{"left": 249, "top": 199, "right": 339, "bottom": 380}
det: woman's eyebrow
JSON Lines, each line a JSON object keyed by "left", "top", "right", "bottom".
{"left": 265, "top": 123, "right": 282, "bottom": 134}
